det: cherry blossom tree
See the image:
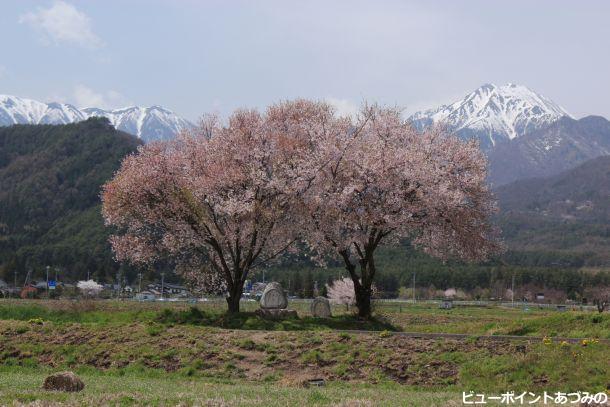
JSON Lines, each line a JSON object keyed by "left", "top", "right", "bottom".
{"left": 293, "top": 103, "right": 503, "bottom": 318}
{"left": 77, "top": 280, "right": 103, "bottom": 298}
{"left": 326, "top": 277, "right": 356, "bottom": 310}
{"left": 102, "top": 99, "right": 502, "bottom": 317}
{"left": 444, "top": 288, "right": 457, "bottom": 298}
{"left": 586, "top": 287, "right": 610, "bottom": 313}
{"left": 102, "top": 109, "right": 303, "bottom": 313}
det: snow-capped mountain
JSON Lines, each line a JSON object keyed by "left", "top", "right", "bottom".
{"left": 82, "top": 106, "right": 193, "bottom": 142}
{"left": 0, "top": 95, "right": 86, "bottom": 126}
{"left": 409, "top": 83, "right": 571, "bottom": 150}
{"left": 0, "top": 94, "right": 192, "bottom": 142}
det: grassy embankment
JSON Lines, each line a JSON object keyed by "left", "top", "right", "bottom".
{"left": 0, "top": 300, "right": 608, "bottom": 405}
{"left": 0, "top": 299, "right": 608, "bottom": 338}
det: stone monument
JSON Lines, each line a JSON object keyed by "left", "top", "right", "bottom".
{"left": 259, "top": 282, "right": 288, "bottom": 309}
{"left": 255, "top": 282, "right": 297, "bottom": 319}
{"left": 439, "top": 299, "right": 453, "bottom": 309}
{"left": 311, "top": 296, "right": 332, "bottom": 318}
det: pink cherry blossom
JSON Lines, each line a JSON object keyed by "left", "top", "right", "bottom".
{"left": 102, "top": 108, "right": 303, "bottom": 313}
{"left": 102, "top": 100, "right": 502, "bottom": 316}
{"left": 279, "top": 102, "right": 503, "bottom": 318}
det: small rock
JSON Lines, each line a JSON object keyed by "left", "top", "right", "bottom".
{"left": 43, "top": 371, "right": 85, "bottom": 392}
{"left": 305, "top": 378, "right": 326, "bottom": 387}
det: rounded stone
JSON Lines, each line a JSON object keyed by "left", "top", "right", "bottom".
{"left": 311, "top": 296, "right": 332, "bottom": 318}
{"left": 43, "top": 371, "right": 85, "bottom": 392}
{"left": 259, "top": 282, "right": 288, "bottom": 309}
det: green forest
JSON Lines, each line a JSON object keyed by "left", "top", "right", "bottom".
{"left": 0, "top": 118, "right": 141, "bottom": 284}
{"left": 0, "top": 120, "right": 608, "bottom": 297}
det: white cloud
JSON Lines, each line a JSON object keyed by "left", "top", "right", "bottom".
{"left": 326, "top": 97, "right": 360, "bottom": 118}
{"left": 72, "top": 84, "right": 130, "bottom": 109}
{"left": 19, "top": 1, "right": 103, "bottom": 49}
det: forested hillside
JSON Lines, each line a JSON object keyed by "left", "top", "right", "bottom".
{"left": 495, "top": 155, "right": 610, "bottom": 265}
{"left": 0, "top": 118, "right": 142, "bottom": 283}
{"left": 488, "top": 116, "right": 610, "bottom": 186}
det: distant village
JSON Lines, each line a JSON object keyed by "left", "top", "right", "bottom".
{"left": 0, "top": 277, "right": 273, "bottom": 302}
{"left": 1, "top": 275, "right": 605, "bottom": 313}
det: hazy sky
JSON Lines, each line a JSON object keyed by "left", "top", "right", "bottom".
{"left": 1, "top": 0, "right": 609, "bottom": 121}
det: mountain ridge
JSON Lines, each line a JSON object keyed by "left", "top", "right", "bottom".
{"left": 409, "top": 83, "right": 571, "bottom": 150}
{"left": 409, "top": 83, "right": 610, "bottom": 185}
{"left": 488, "top": 115, "right": 610, "bottom": 186}
{"left": 0, "top": 94, "right": 193, "bottom": 142}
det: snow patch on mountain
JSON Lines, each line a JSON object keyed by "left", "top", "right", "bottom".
{"left": 0, "top": 95, "right": 85, "bottom": 126}
{"left": 0, "top": 94, "right": 192, "bottom": 142}
{"left": 408, "top": 83, "right": 572, "bottom": 149}
{"left": 82, "top": 105, "right": 193, "bottom": 142}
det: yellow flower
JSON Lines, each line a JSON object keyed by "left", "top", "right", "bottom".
{"left": 379, "top": 330, "right": 392, "bottom": 338}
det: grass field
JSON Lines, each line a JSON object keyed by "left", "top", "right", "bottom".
{"left": 0, "top": 368, "right": 461, "bottom": 406}
{"left": 0, "top": 300, "right": 608, "bottom": 405}
{"left": 1, "top": 299, "right": 608, "bottom": 338}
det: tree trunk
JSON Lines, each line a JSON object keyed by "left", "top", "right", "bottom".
{"left": 339, "top": 249, "right": 375, "bottom": 319}
{"left": 339, "top": 235, "right": 381, "bottom": 320}
{"left": 355, "top": 283, "right": 372, "bottom": 319}
{"left": 226, "top": 279, "right": 245, "bottom": 314}
{"left": 226, "top": 292, "right": 241, "bottom": 313}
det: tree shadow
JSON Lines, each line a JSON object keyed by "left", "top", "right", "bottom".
{"left": 156, "top": 306, "right": 399, "bottom": 332}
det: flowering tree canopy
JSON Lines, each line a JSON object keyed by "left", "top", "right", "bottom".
{"left": 102, "top": 99, "right": 501, "bottom": 316}
{"left": 102, "top": 109, "right": 303, "bottom": 312}
{"left": 289, "top": 102, "right": 503, "bottom": 318}
{"left": 326, "top": 278, "right": 356, "bottom": 307}
{"left": 77, "top": 280, "right": 103, "bottom": 297}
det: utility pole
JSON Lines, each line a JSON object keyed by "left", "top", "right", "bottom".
{"left": 24, "top": 268, "right": 32, "bottom": 287}
{"left": 14, "top": 271, "right": 17, "bottom": 289}
{"left": 46, "top": 266, "right": 50, "bottom": 297}
{"left": 510, "top": 273, "right": 515, "bottom": 307}
{"left": 138, "top": 273, "right": 142, "bottom": 293}
{"left": 161, "top": 272, "right": 165, "bottom": 300}
{"left": 87, "top": 269, "right": 90, "bottom": 281}
{"left": 412, "top": 272, "right": 416, "bottom": 304}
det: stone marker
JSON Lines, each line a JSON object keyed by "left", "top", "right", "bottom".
{"left": 439, "top": 299, "right": 453, "bottom": 309}
{"left": 43, "top": 371, "right": 85, "bottom": 392}
{"left": 311, "top": 297, "right": 331, "bottom": 318}
{"left": 256, "top": 282, "right": 296, "bottom": 319}
{"left": 259, "top": 282, "right": 288, "bottom": 309}
{"left": 305, "top": 378, "right": 326, "bottom": 387}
